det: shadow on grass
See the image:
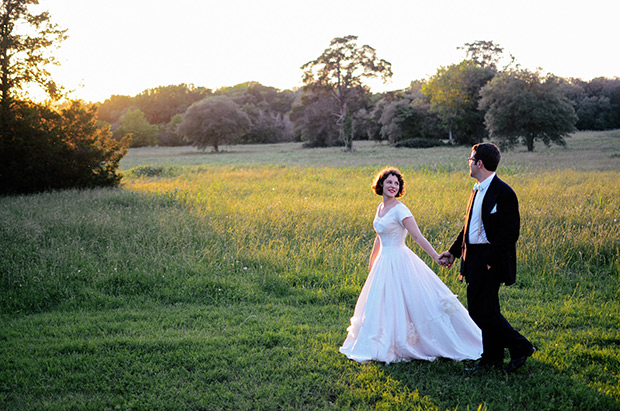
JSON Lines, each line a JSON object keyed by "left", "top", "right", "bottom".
{"left": 374, "top": 355, "right": 620, "bottom": 410}
{"left": 0, "top": 187, "right": 237, "bottom": 315}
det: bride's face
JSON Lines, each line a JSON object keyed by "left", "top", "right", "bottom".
{"left": 383, "top": 174, "right": 400, "bottom": 198}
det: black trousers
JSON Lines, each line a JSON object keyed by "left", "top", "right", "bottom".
{"left": 462, "top": 244, "right": 532, "bottom": 363}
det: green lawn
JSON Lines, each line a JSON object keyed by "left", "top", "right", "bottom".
{"left": 1, "top": 131, "right": 619, "bottom": 410}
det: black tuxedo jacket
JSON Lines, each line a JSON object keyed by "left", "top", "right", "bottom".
{"left": 449, "top": 175, "right": 520, "bottom": 285}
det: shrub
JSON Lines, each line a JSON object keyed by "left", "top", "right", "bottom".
{"left": 126, "top": 165, "right": 179, "bottom": 178}
{"left": 0, "top": 100, "right": 129, "bottom": 194}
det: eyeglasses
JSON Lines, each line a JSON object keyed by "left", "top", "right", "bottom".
{"left": 467, "top": 157, "right": 478, "bottom": 163}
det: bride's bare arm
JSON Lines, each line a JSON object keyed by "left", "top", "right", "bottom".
{"left": 402, "top": 216, "right": 441, "bottom": 264}
{"left": 368, "top": 235, "right": 380, "bottom": 271}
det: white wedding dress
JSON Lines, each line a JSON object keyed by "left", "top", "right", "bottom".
{"left": 339, "top": 203, "right": 482, "bottom": 364}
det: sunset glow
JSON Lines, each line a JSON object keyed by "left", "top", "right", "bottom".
{"left": 42, "top": 0, "right": 620, "bottom": 103}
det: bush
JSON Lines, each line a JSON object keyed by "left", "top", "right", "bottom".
{"left": 126, "top": 165, "right": 179, "bottom": 178}
{"left": 0, "top": 100, "right": 129, "bottom": 194}
{"left": 113, "top": 108, "right": 160, "bottom": 147}
{"left": 394, "top": 138, "right": 445, "bottom": 148}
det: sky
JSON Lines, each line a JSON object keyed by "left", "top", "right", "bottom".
{"left": 38, "top": 0, "right": 620, "bottom": 103}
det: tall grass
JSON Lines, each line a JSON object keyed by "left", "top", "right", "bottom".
{"left": 1, "top": 131, "right": 619, "bottom": 409}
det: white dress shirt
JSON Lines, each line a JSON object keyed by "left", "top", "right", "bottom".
{"left": 468, "top": 173, "right": 495, "bottom": 244}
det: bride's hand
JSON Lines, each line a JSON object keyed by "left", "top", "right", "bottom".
{"left": 433, "top": 255, "right": 444, "bottom": 266}
{"left": 438, "top": 251, "right": 455, "bottom": 268}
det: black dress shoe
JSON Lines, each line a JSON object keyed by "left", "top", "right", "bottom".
{"left": 506, "top": 347, "right": 536, "bottom": 373}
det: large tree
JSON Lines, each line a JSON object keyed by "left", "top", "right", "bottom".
{"left": 479, "top": 69, "right": 577, "bottom": 151}
{"left": 422, "top": 60, "right": 495, "bottom": 145}
{"left": 0, "top": 0, "right": 67, "bottom": 126}
{"left": 300, "top": 35, "right": 392, "bottom": 151}
{"left": 178, "top": 96, "right": 250, "bottom": 152}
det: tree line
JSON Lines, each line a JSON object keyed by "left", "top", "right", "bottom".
{"left": 1, "top": 1, "right": 619, "bottom": 194}
{"left": 97, "top": 82, "right": 296, "bottom": 150}
{"left": 98, "top": 37, "right": 619, "bottom": 154}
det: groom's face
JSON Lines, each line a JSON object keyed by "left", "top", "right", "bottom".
{"left": 468, "top": 150, "right": 481, "bottom": 179}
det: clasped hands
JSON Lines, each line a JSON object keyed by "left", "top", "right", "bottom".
{"left": 436, "top": 251, "right": 464, "bottom": 282}
{"left": 436, "top": 251, "right": 455, "bottom": 268}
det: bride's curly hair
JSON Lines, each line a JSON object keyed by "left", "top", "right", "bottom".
{"left": 372, "top": 167, "right": 405, "bottom": 197}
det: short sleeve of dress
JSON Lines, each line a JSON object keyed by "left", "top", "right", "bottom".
{"left": 394, "top": 203, "right": 413, "bottom": 226}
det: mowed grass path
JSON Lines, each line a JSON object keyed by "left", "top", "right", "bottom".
{"left": 1, "top": 131, "right": 619, "bottom": 409}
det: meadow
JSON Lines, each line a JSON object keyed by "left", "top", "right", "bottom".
{"left": 1, "top": 130, "right": 619, "bottom": 410}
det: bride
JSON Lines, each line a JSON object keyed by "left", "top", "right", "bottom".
{"left": 339, "top": 167, "right": 482, "bottom": 364}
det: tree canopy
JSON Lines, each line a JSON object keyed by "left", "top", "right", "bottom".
{"left": 300, "top": 35, "right": 392, "bottom": 151}
{"left": 422, "top": 60, "right": 495, "bottom": 145}
{"left": 479, "top": 69, "right": 577, "bottom": 151}
{"left": 97, "top": 84, "right": 211, "bottom": 126}
{"left": 216, "top": 82, "right": 295, "bottom": 144}
{"left": 0, "top": 0, "right": 67, "bottom": 126}
{"left": 457, "top": 40, "right": 508, "bottom": 69}
{"left": 378, "top": 88, "right": 441, "bottom": 143}
{"left": 178, "top": 96, "right": 251, "bottom": 152}
{"left": 114, "top": 108, "right": 160, "bottom": 147}
{"left": 133, "top": 84, "right": 212, "bottom": 124}
{"left": 290, "top": 91, "right": 340, "bottom": 147}
{"left": 568, "top": 77, "right": 620, "bottom": 130}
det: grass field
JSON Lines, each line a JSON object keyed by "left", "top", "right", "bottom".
{"left": 1, "top": 131, "right": 619, "bottom": 410}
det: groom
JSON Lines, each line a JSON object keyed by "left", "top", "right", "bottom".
{"left": 439, "top": 143, "right": 535, "bottom": 373}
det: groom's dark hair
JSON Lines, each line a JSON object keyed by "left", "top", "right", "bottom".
{"left": 472, "top": 143, "right": 501, "bottom": 171}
